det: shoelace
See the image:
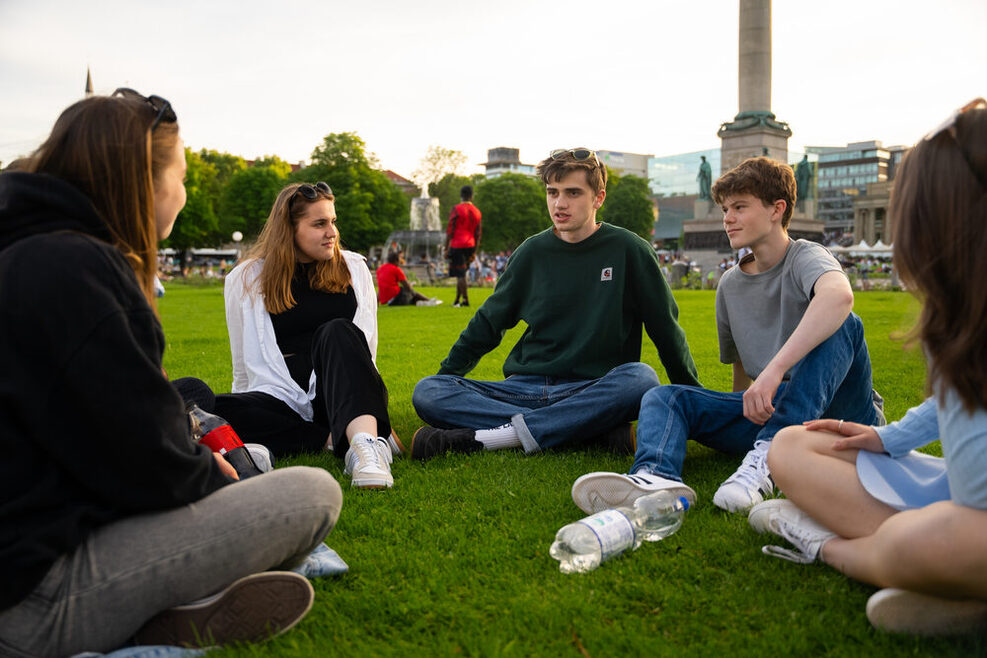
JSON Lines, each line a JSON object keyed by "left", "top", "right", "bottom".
{"left": 761, "top": 516, "right": 835, "bottom": 564}
{"left": 724, "top": 441, "right": 770, "bottom": 489}
{"left": 351, "top": 437, "right": 382, "bottom": 469}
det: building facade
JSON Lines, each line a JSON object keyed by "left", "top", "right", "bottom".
{"left": 482, "top": 147, "right": 536, "bottom": 178}
{"left": 805, "top": 141, "right": 907, "bottom": 235}
{"left": 597, "top": 150, "right": 652, "bottom": 180}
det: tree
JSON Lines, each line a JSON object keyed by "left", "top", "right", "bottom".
{"left": 411, "top": 145, "right": 467, "bottom": 197}
{"left": 166, "top": 148, "right": 219, "bottom": 253}
{"left": 600, "top": 172, "right": 656, "bottom": 241}
{"left": 295, "top": 132, "right": 409, "bottom": 253}
{"left": 473, "top": 173, "right": 549, "bottom": 253}
{"left": 219, "top": 156, "right": 291, "bottom": 241}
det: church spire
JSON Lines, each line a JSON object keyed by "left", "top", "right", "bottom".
{"left": 85, "top": 67, "right": 94, "bottom": 97}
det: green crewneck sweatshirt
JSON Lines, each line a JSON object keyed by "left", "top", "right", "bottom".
{"left": 439, "top": 223, "right": 700, "bottom": 385}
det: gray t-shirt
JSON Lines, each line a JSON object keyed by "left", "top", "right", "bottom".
{"left": 716, "top": 239, "right": 844, "bottom": 380}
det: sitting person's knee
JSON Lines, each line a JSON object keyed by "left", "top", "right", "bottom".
{"left": 412, "top": 376, "right": 442, "bottom": 415}
{"left": 612, "top": 362, "right": 659, "bottom": 389}
{"left": 766, "top": 426, "right": 806, "bottom": 475}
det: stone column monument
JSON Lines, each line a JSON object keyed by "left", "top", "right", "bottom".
{"left": 684, "top": 0, "right": 821, "bottom": 255}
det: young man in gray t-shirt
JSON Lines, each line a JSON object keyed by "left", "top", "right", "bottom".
{"left": 571, "top": 157, "right": 883, "bottom": 515}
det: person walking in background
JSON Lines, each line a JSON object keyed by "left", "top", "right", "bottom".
{"left": 0, "top": 90, "right": 339, "bottom": 655}
{"left": 446, "top": 184, "right": 481, "bottom": 307}
{"left": 747, "top": 99, "right": 987, "bottom": 636}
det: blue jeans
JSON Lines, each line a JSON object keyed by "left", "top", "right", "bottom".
{"left": 632, "top": 313, "right": 880, "bottom": 481}
{"left": 413, "top": 362, "right": 659, "bottom": 453}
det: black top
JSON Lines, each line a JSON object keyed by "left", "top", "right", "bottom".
{"left": 0, "top": 172, "right": 231, "bottom": 611}
{"left": 270, "top": 262, "right": 356, "bottom": 389}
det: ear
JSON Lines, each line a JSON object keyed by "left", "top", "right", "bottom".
{"left": 594, "top": 188, "right": 607, "bottom": 209}
{"left": 771, "top": 199, "right": 787, "bottom": 221}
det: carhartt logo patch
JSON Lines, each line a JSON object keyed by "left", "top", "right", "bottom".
{"left": 601, "top": 267, "right": 613, "bottom": 281}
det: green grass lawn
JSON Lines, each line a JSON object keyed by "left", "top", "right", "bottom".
{"left": 160, "top": 282, "right": 979, "bottom": 657}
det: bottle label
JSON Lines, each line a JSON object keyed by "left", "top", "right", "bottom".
{"left": 578, "top": 510, "right": 635, "bottom": 561}
{"left": 199, "top": 425, "right": 244, "bottom": 453}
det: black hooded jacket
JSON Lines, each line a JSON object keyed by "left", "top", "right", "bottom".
{"left": 0, "top": 172, "right": 231, "bottom": 611}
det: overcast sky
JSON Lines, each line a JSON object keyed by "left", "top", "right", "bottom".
{"left": 1, "top": 0, "right": 984, "bottom": 176}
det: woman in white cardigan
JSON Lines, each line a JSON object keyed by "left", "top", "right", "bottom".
{"left": 216, "top": 182, "right": 397, "bottom": 489}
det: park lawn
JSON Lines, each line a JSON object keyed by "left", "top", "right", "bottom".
{"left": 160, "top": 282, "right": 978, "bottom": 657}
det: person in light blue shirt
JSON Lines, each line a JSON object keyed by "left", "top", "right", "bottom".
{"left": 746, "top": 99, "right": 987, "bottom": 636}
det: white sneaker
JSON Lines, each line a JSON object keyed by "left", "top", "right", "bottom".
{"left": 866, "top": 588, "right": 987, "bottom": 636}
{"left": 748, "top": 499, "right": 836, "bottom": 564}
{"left": 343, "top": 436, "right": 393, "bottom": 489}
{"left": 713, "top": 440, "right": 773, "bottom": 512}
{"left": 571, "top": 471, "right": 697, "bottom": 514}
{"left": 244, "top": 443, "right": 274, "bottom": 473}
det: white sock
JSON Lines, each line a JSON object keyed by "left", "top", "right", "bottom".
{"left": 474, "top": 423, "right": 522, "bottom": 450}
{"left": 350, "top": 431, "right": 375, "bottom": 446}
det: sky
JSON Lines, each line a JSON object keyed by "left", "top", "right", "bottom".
{"left": 1, "top": 0, "right": 985, "bottom": 179}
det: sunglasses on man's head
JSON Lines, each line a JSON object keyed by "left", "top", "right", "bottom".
{"left": 550, "top": 148, "right": 601, "bottom": 168}
{"left": 112, "top": 88, "right": 177, "bottom": 133}
{"left": 293, "top": 182, "right": 333, "bottom": 202}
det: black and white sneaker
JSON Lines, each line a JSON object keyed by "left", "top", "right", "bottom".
{"left": 571, "top": 471, "right": 697, "bottom": 514}
{"left": 410, "top": 426, "right": 483, "bottom": 460}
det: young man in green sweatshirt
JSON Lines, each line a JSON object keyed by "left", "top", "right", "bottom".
{"left": 410, "top": 148, "right": 700, "bottom": 459}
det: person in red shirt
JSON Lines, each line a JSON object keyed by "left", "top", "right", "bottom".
{"left": 377, "top": 250, "right": 440, "bottom": 306}
{"left": 445, "top": 185, "right": 482, "bottom": 307}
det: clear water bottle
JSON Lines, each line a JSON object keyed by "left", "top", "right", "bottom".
{"left": 185, "top": 401, "right": 262, "bottom": 479}
{"left": 550, "top": 491, "right": 689, "bottom": 573}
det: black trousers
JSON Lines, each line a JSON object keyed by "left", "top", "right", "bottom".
{"left": 176, "top": 319, "right": 390, "bottom": 458}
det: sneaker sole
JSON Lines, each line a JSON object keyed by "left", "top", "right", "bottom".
{"left": 351, "top": 476, "right": 394, "bottom": 489}
{"left": 134, "top": 571, "right": 314, "bottom": 648}
{"left": 866, "top": 588, "right": 987, "bottom": 636}
{"left": 571, "top": 472, "right": 697, "bottom": 515}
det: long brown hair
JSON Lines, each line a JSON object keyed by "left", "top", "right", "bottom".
{"left": 25, "top": 95, "right": 179, "bottom": 309}
{"left": 248, "top": 183, "right": 352, "bottom": 314}
{"left": 891, "top": 105, "right": 987, "bottom": 411}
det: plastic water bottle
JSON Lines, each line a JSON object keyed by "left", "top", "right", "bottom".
{"left": 185, "top": 401, "right": 262, "bottom": 479}
{"left": 550, "top": 491, "right": 689, "bottom": 574}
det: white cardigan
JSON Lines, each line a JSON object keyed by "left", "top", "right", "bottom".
{"left": 224, "top": 251, "right": 378, "bottom": 421}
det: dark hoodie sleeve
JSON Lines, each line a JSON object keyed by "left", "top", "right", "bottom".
{"left": 4, "top": 233, "right": 230, "bottom": 511}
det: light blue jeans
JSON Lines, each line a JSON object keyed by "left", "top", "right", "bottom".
{"left": 413, "top": 362, "right": 659, "bottom": 453}
{"left": 632, "top": 313, "right": 881, "bottom": 481}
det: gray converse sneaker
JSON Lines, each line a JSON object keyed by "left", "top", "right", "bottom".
{"left": 571, "top": 471, "right": 697, "bottom": 514}
{"left": 244, "top": 443, "right": 274, "bottom": 473}
{"left": 748, "top": 499, "right": 837, "bottom": 564}
{"left": 134, "top": 571, "right": 314, "bottom": 647}
{"left": 866, "top": 588, "right": 987, "bottom": 636}
{"left": 713, "top": 440, "right": 773, "bottom": 512}
{"left": 343, "top": 435, "right": 393, "bottom": 489}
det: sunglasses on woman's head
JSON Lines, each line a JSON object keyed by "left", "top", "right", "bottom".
{"left": 293, "top": 182, "right": 333, "bottom": 201}
{"left": 112, "top": 88, "right": 177, "bottom": 133}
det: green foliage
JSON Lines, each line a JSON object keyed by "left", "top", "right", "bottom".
{"left": 166, "top": 148, "right": 219, "bottom": 250}
{"left": 218, "top": 158, "right": 290, "bottom": 240}
{"left": 473, "top": 173, "right": 550, "bottom": 252}
{"left": 296, "top": 132, "right": 409, "bottom": 253}
{"left": 157, "top": 286, "right": 980, "bottom": 656}
{"left": 601, "top": 171, "right": 657, "bottom": 241}
{"left": 411, "top": 145, "right": 467, "bottom": 193}
{"left": 429, "top": 172, "right": 475, "bottom": 223}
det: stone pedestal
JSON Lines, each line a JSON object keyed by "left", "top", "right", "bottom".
{"left": 718, "top": 122, "right": 791, "bottom": 174}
